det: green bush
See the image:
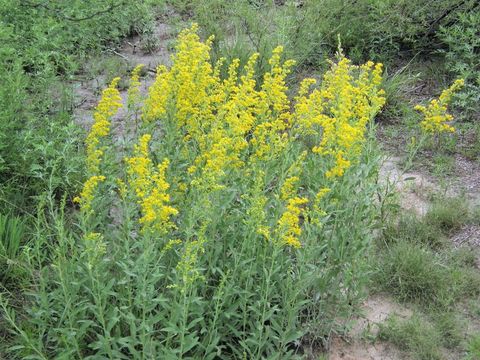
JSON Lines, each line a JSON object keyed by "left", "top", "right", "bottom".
{"left": 439, "top": 8, "right": 480, "bottom": 122}
{"left": 0, "top": 0, "right": 162, "bottom": 212}
{"left": 175, "top": 0, "right": 480, "bottom": 74}
{"left": 0, "top": 26, "right": 386, "bottom": 359}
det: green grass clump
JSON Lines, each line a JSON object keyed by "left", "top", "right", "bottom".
{"left": 431, "top": 311, "right": 463, "bottom": 349}
{"left": 383, "top": 212, "right": 447, "bottom": 249}
{"left": 425, "top": 197, "right": 471, "bottom": 233}
{"left": 378, "top": 314, "right": 443, "bottom": 360}
{"left": 466, "top": 334, "right": 480, "bottom": 360}
{"left": 375, "top": 242, "right": 449, "bottom": 305}
{"left": 0, "top": 213, "right": 25, "bottom": 281}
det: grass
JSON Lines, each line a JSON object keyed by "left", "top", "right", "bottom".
{"left": 375, "top": 241, "right": 453, "bottom": 305}
{"left": 466, "top": 334, "right": 480, "bottom": 360}
{"left": 378, "top": 314, "right": 444, "bottom": 360}
{"left": 0, "top": 213, "right": 26, "bottom": 282}
{"left": 373, "top": 195, "right": 480, "bottom": 359}
{"left": 425, "top": 196, "right": 472, "bottom": 233}
{"left": 376, "top": 198, "right": 480, "bottom": 306}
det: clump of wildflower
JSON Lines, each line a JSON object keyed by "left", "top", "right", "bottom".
{"left": 73, "top": 175, "right": 106, "bottom": 212}
{"left": 86, "top": 77, "right": 122, "bottom": 174}
{"left": 415, "top": 79, "right": 464, "bottom": 134}
{"left": 125, "top": 134, "right": 178, "bottom": 234}
{"left": 294, "top": 55, "right": 385, "bottom": 178}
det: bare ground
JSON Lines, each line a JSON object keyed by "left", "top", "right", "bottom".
{"left": 328, "top": 295, "right": 411, "bottom": 360}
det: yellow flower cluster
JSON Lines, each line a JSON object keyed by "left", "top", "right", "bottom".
{"left": 86, "top": 77, "right": 122, "bottom": 174}
{"left": 415, "top": 79, "right": 464, "bottom": 134}
{"left": 73, "top": 175, "right": 106, "bottom": 212}
{"left": 74, "top": 78, "right": 122, "bottom": 214}
{"left": 92, "top": 25, "right": 384, "bottom": 251}
{"left": 294, "top": 57, "right": 385, "bottom": 178}
{"left": 143, "top": 26, "right": 303, "bottom": 190}
{"left": 276, "top": 197, "right": 309, "bottom": 248}
{"left": 125, "top": 134, "right": 178, "bottom": 234}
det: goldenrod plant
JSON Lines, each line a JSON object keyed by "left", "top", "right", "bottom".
{"left": 1, "top": 25, "right": 386, "bottom": 359}
{"left": 404, "top": 79, "right": 464, "bottom": 171}
{"left": 415, "top": 79, "right": 464, "bottom": 134}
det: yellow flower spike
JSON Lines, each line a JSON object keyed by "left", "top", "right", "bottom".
{"left": 416, "top": 79, "right": 463, "bottom": 134}
{"left": 83, "top": 232, "right": 107, "bottom": 269}
{"left": 74, "top": 175, "right": 106, "bottom": 212}
{"left": 116, "top": 178, "right": 128, "bottom": 200}
{"left": 175, "top": 224, "right": 208, "bottom": 293}
{"left": 276, "top": 197, "right": 309, "bottom": 249}
{"left": 316, "top": 188, "right": 331, "bottom": 201}
{"left": 161, "top": 239, "right": 182, "bottom": 254}
{"left": 143, "top": 65, "right": 171, "bottom": 122}
{"left": 281, "top": 176, "right": 300, "bottom": 201}
{"left": 126, "top": 135, "right": 178, "bottom": 234}
{"left": 86, "top": 77, "right": 122, "bottom": 174}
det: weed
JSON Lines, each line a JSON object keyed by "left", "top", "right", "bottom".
{"left": 425, "top": 197, "right": 471, "bottom": 233}
{"left": 466, "top": 334, "right": 480, "bottom": 360}
{"left": 378, "top": 314, "right": 443, "bottom": 360}
{"left": 0, "top": 25, "right": 387, "bottom": 359}
{"left": 383, "top": 212, "right": 447, "bottom": 249}
{"left": 375, "top": 242, "right": 450, "bottom": 305}
{"left": 0, "top": 213, "right": 26, "bottom": 281}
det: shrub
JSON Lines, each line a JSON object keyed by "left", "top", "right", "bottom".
{"left": 1, "top": 25, "right": 386, "bottom": 359}
{"left": 178, "top": 0, "right": 479, "bottom": 73}
{"left": 439, "top": 8, "right": 480, "bottom": 122}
